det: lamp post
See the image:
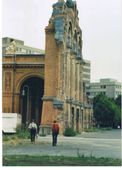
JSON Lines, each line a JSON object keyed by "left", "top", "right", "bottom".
{"left": 22, "top": 85, "right": 30, "bottom": 126}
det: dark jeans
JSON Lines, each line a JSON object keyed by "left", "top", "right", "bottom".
{"left": 52, "top": 131, "right": 58, "bottom": 146}
{"left": 30, "top": 128, "right": 36, "bottom": 142}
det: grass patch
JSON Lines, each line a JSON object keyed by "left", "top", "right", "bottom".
{"left": 3, "top": 126, "right": 30, "bottom": 144}
{"left": 84, "top": 127, "right": 99, "bottom": 132}
{"left": 3, "top": 155, "right": 121, "bottom": 166}
{"left": 84, "top": 127, "right": 113, "bottom": 133}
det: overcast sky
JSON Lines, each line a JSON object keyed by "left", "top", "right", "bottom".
{"left": 2, "top": 0, "right": 122, "bottom": 82}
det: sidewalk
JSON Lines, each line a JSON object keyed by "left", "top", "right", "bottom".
{"left": 3, "top": 130, "right": 121, "bottom": 159}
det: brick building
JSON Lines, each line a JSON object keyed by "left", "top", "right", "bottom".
{"left": 2, "top": 0, "right": 93, "bottom": 134}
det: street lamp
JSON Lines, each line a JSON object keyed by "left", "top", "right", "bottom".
{"left": 22, "top": 85, "right": 30, "bottom": 125}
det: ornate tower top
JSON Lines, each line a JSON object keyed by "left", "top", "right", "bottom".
{"left": 66, "top": 0, "right": 75, "bottom": 8}
{"left": 46, "top": 0, "right": 83, "bottom": 59}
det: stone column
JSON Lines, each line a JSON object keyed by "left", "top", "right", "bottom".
{"left": 40, "top": 23, "right": 60, "bottom": 135}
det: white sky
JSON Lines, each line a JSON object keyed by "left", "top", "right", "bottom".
{"left": 2, "top": 0, "right": 122, "bottom": 82}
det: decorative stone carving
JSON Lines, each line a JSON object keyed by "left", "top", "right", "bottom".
{"left": 5, "top": 40, "right": 17, "bottom": 54}
{"left": 5, "top": 72, "right": 11, "bottom": 91}
{"left": 66, "top": 0, "right": 75, "bottom": 8}
{"left": 52, "top": 0, "right": 65, "bottom": 45}
{"left": 53, "top": 17, "right": 65, "bottom": 44}
{"left": 58, "top": 0, "right": 64, "bottom": 2}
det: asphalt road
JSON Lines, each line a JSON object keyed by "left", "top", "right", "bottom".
{"left": 3, "top": 129, "right": 122, "bottom": 159}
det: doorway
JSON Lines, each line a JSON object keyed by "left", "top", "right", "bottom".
{"left": 71, "top": 107, "right": 74, "bottom": 129}
{"left": 76, "top": 108, "right": 79, "bottom": 132}
{"left": 20, "top": 77, "right": 44, "bottom": 126}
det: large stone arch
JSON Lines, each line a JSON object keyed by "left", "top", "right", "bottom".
{"left": 17, "top": 73, "right": 44, "bottom": 127}
{"left": 16, "top": 72, "right": 44, "bottom": 93}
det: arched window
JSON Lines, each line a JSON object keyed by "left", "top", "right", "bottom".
{"left": 73, "top": 30, "right": 77, "bottom": 53}
{"left": 67, "top": 22, "right": 72, "bottom": 48}
{"left": 78, "top": 36, "right": 82, "bottom": 49}
{"left": 71, "top": 107, "right": 74, "bottom": 128}
{"left": 77, "top": 36, "right": 82, "bottom": 58}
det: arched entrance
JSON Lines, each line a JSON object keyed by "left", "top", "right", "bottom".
{"left": 20, "top": 77, "right": 44, "bottom": 127}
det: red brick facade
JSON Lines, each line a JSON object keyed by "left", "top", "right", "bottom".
{"left": 2, "top": 0, "right": 93, "bottom": 134}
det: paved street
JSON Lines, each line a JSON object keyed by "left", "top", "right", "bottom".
{"left": 3, "top": 129, "right": 122, "bottom": 159}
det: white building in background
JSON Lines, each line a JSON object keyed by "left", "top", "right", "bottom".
{"left": 2, "top": 37, "right": 45, "bottom": 55}
{"left": 86, "top": 78, "right": 122, "bottom": 99}
{"left": 83, "top": 59, "right": 91, "bottom": 84}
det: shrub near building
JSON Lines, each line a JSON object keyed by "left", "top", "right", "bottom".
{"left": 64, "top": 127, "right": 77, "bottom": 136}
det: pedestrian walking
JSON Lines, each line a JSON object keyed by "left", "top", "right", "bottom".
{"left": 52, "top": 120, "right": 60, "bottom": 146}
{"left": 28, "top": 119, "right": 38, "bottom": 143}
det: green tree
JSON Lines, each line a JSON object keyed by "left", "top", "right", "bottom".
{"left": 93, "top": 94, "right": 121, "bottom": 128}
{"left": 115, "top": 95, "right": 121, "bottom": 108}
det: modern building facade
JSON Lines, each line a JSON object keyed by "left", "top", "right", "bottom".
{"left": 83, "top": 59, "right": 91, "bottom": 84}
{"left": 2, "top": 0, "right": 93, "bottom": 134}
{"left": 86, "top": 79, "right": 122, "bottom": 99}
{"left": 2, "top": 37, "right": 45, "bottom": 55}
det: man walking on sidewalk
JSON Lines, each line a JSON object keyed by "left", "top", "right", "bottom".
{"left": 28, "top": 119, "right": 37, "bottom": 143}
{"left": 52, "top": 120, "right": 60, "bottom": 146}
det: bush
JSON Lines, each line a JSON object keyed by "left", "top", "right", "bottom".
{"left": 63, "top": 127, "right": 77, "bottom": 136}
{"left": 16, "top": 130, "right": 30, "bottom": 139}
{"left": 3, "top": 135, "right": 10, "bottom": 141}
{"left": 16, "top": 125, "right": 30, "bottom": 139}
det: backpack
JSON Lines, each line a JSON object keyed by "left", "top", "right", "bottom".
{"left": 52, "top": 123, "right": 59, "bottom": 133}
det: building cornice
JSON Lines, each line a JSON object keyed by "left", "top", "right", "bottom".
{"left": 2, "top": 54, "right": 45, "bottom": 57}
{"left": 3, "top": 62, "right": 44, "bottom": 68}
